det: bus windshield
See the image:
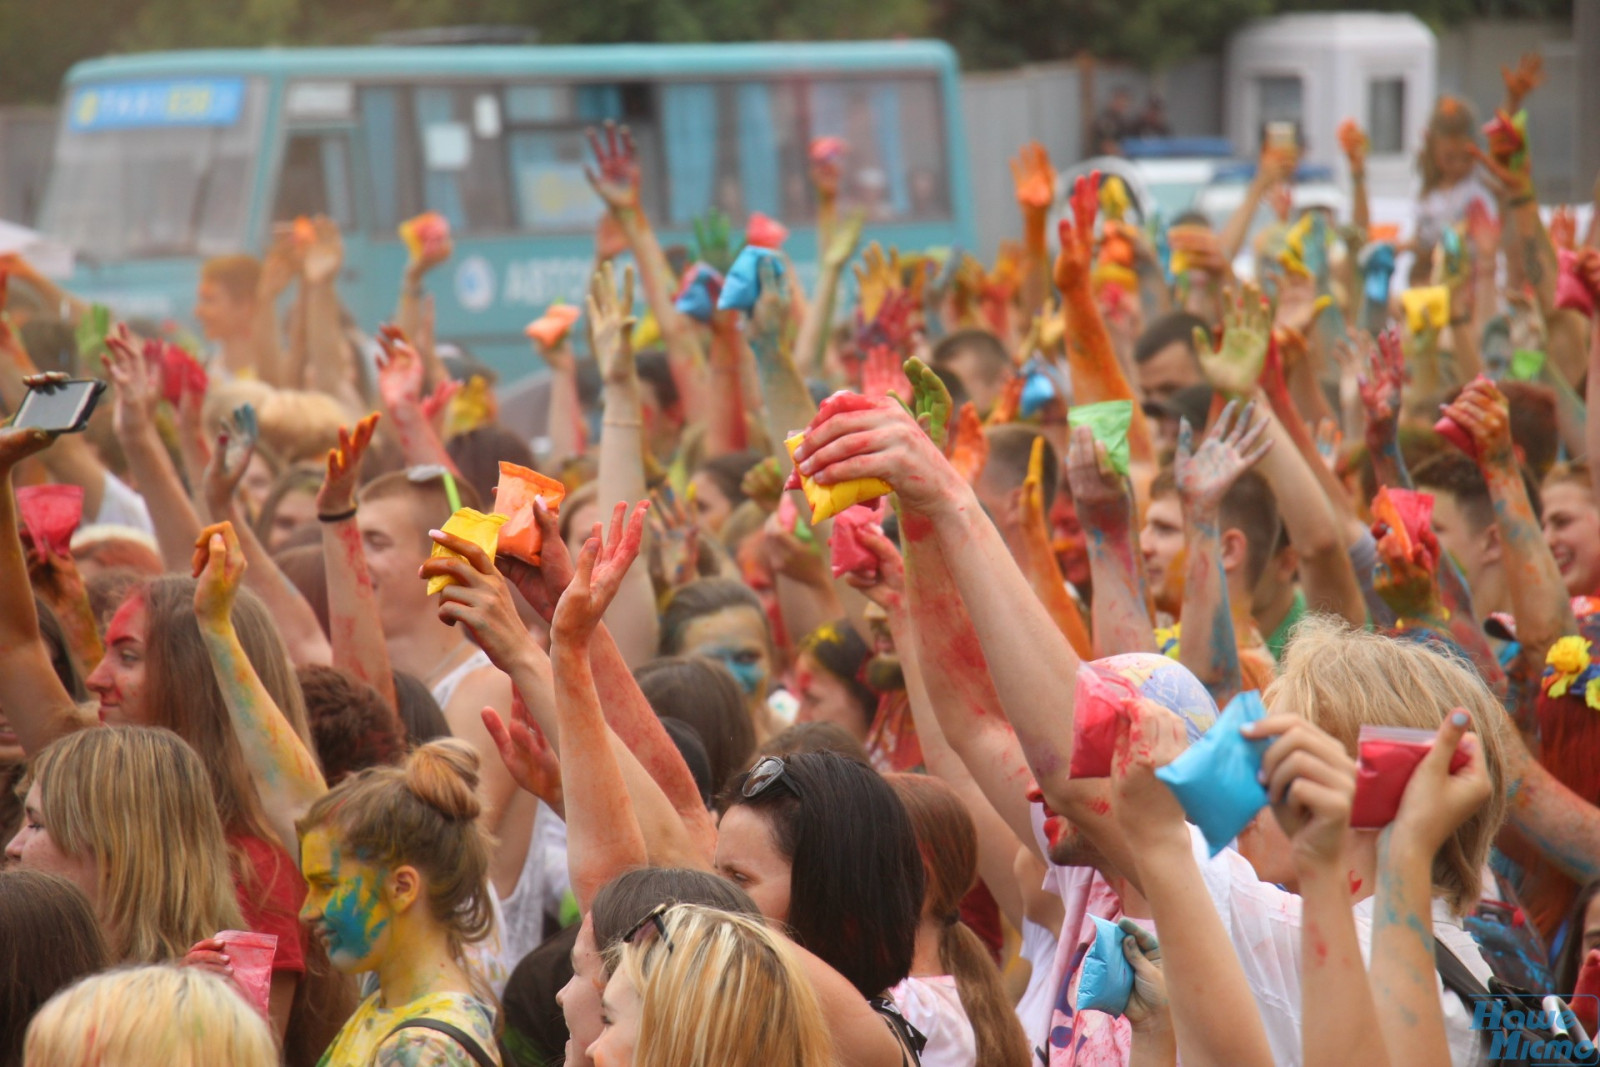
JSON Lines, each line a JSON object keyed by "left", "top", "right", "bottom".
{"left": 41, "top": 77, "right": 265, "bottom": 262}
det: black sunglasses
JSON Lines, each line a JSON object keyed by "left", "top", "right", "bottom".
{"left": 622, "top": 902, "right": 674, "bottom": 955}
{"left": 743, "top": 755, "right": 802, "bottom": 800}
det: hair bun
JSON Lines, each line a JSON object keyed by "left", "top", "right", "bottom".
{"left": 404, "top": 738, "right": 483, "bottom": 821}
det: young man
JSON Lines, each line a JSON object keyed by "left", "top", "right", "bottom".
{"left": 195, "top": 255, "right": 263, "bottom": 378}
{"left": 973, "top": 424, "right": 1058, "bottom": 563}
{"left": 1132, "top": 311, "right": 1208, "bottom": 406}
{"left": 1413, "top": 452, "right": 1513, "bottom": 621}
{"left": 931, "top": 328, "right": 1014, "bottom": 418}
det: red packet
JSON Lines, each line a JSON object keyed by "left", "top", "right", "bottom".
{"left": 1068, "top": 664, "right": 1139, "bottom": 778}
{"left": 829, "top": 501, "right": 882, "bottom": 580}
{"left": 1371, "top": 487, "right": 1436, "bottom": 569}
{"left": 1556, "top": 249, "right": 1596, "bottom": 318}
{"left": 16, "top": 484, "right": 84, "bottom": 557}
{"left": 494, "top": 462, "right": 565, "bottom": 565}
{"left": 214, "top": 929, "right": 277, "bottom": 1018}
{"left": 157, "top": 342, "right": 208, "bottom": 406}
{"left": 525, "top": 304, "right": 582, "bottom": 348}
{"left": 776, "top": 491, "right": 801, "bottom": 532}
{"left": 746, "top": 212, "right": 790, "bottom": 250}
{"left": 810, "top": 137, "right": 847, "bottom": 165}
{"left": 1350, "top": 724, "right": 1471, "bottom": 828}
{"left": 1433, "top": 413, "right": 1481, "bottom": 461}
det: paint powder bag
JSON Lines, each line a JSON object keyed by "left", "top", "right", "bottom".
{"left": 673, "top": 263, "right": 724, "bottom": 323}
{"left": 494, "top": 462, "right": 565, "bottom": 565}
{"left": 745, "top": 212, "right": 790, "bottom": 250}
{"left": 15, "top": 484, "right": 84, "bottom": 558}
{"left": 828, "top": 501, "right": 882, "bottom": 581}
{"left": 1068, "top": 400, "right": 1134, "bottom": 478}
{"left": 1155, "top": 689, "right": 1271, "bottom": 856}
{"left": 215, "top": 929, "right": 278, "bottom": 1018}
{"left": 1076, "top": 914, "right": 1135, "bottom": 1016}
{"left": 783, "top": 433, "right": 891, "bottom": 524}
{"left": 1350, "top": 723, "right": 1471, "bottom": 829}
{"left": 426, "top": 508, "right": 508, "bottom": 595}
{"left": 1068, "top": 663, "right": 1140, "bottom": 779}
{"left": 525, "top": 304, "right": 581, "bottom": 348}
{"left": 717, "top": 246, "right": 785, "bottom": 313}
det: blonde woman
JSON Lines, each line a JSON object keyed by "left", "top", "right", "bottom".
{"left": 589, "top": 904, "right": 833, "bottom": 1067}
{"left": 24, "top": 965, "right": 276, "bottom": 1067}
{"left": 297, "top": 738, "right": 501, "bottom": 1065}
{"left": 4, "top": 726, "right": 244, "bottom": 964}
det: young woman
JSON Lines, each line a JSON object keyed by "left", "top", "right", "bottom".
{"left": 298, "top": 737, "right": 501, "bottom": 1065}
{"left": 24, "top": 966, "right": 277, "bottom": 1067}
{"left": 589, "top": 904, "right": 833, "bottom": 1067}
{"left": 0, "top": 870, "right": 109, "bottom": 1067}
{"left": 793, "top": 622, "right": 878, "bottom": 745}
{"left": 634, "top": 655, "right": 756, "bottom": 794}
{"left": 886, "top": 774, "right": 1030, "bottom": 1067}
{"left": 659, "top": 578, "right": 782, "bottom": 740}
{"left": 4, "top": 726, "right": 244, "bottom": 963}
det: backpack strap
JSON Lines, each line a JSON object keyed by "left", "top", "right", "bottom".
{"left": 380, "top": 1018, "right": 498, "bottom": 1067}
{"left": 1435, "top": 939, "right": 1492, "bottom": 1000}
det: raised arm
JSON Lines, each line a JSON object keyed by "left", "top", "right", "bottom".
{"left": 1174, "top": 401, "right": 1273, "bottom": 707}
{"left": 192, "top": 521, "right": 328, "bottom": 858}
{"left": 1019, "top": 435, "right": 1094, "bottom": 657}
{"left": 589, "top": 262, "right": 660, "bottom": 667}
{"left": 248, "top": 225, "right": 295, "bottom": 389}
{"left": 395, "top": 216, "right": 454, "bottom": 393}
{"left": 794, "top": 213, "right": 863, "bottom": 380}
{"left": 316, "top": 412, "right": 397, "bottom": 708}
{"left": 0, "top": 423, "right": 95, "bottom": 752}
{"left": 1219, "top": 150, "right": 1294, "bottom": 265}
{"left": 299, "top": 218, "right": 364, "bottom": 409}
{"left": 374, "top": 326, "right": 458, "bottom": 474}
{"left": 1338, "top": 121, "right": 1371, "bottom": 239}
{"left": 1066, "top": 425, "right": 1156, "bottom": 657}
{"left": 1010, "top": 142, "right": 1056, "bottom": 316}
{"left": 748, "top": 257, "right": 817, "bottom": 448}
{"left": 104, "top": 329, "right": 203, "bottom": 571}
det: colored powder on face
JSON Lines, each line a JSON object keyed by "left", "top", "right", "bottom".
{"left": 710, "top": 650, "right": 764, "bottom": 696}
{"left": 304, "top": 832, "right": 390, "bottom": 967}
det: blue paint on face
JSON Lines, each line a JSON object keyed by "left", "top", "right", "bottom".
{"left": 710, "top": 649, "right": 765, "bottom": 695}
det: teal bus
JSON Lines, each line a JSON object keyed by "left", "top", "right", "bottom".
{"left": 40, "top": 40, "right": 974, "bottom": 379}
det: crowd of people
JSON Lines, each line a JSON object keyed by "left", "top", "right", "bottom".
{"left": 2, "top": 45, "right": 1600, "bottom": 1067}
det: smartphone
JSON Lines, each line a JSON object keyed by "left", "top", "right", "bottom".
{"left": 1266, "top": 121, "right": 1299, "bottom": 153}
{"left": 13, "top": 378, "right": 107, "bottom": 434}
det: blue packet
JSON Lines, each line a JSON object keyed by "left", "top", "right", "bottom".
{"left": 1155, "top": 689, "right": 1271, "bottom": 856}
{"left": 1019, "top": 367, "right": 1058, "bottom": 418}
{"left": 1076, "top": 914, "right": 1135, "bottom": 1016}
{"left": 716, "top": 246, "right": 785, "bottom": 313}
{"left": 674, "top": 263, "right": 723, "bottom": 323}
{"left": 1360, "top": 242, "right": 1396, "bottom": 307}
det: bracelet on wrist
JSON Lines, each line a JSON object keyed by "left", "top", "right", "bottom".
{"left": 318, "top": 506, "right": 358, "bottom": 523}
{"left": 1508, "top": 193, "right": 1535, "bottom": 207}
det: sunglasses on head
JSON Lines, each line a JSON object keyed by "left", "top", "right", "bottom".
{"left": 407, "top": 464, "right": 462, "bottom": 513}
{"left": 742, "top": 755, "right": 802, "bottom": 800}
{"left": 622, "top": 902, "right": 674, "bottom": 955}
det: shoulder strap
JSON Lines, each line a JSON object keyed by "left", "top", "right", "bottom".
{"left": 380, "top": 1018, "right": 497, "bottom": 1067}
{"left": 1435, "top": 938, "right": 1492, "bottom": 1001}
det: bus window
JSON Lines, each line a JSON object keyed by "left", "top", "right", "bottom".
{"left": 806, "top": 76, "right": 948, "bottom": 223}
{"left": 41, "top": 77, "right": 266, "bottom": 261}
{"left": 502, "top": 82, "right": 643, "bottom": 232}
{"left": 358, "top": 86, "right": 425, "bottom": 233}
{"left": 272, "top": 131, "right": 355, "bottom": 228}
{"left": 413, "top": 85, "right": 513, "bottom": 234}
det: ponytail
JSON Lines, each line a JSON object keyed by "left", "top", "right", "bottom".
{"left": 939, "top": 919, "right": 1030, "bottom": 1067}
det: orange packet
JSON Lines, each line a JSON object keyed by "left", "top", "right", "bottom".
{"left": 399, "top": 211, "right": 451, "bottom": 260}
{"left": 425, "top": 508, "right": 507, "bottom": 595}
{"left": 494, "top": 462, "right": 566, "bottom": 564}
{"left": 525, "top": 304, "right": 582, "bottom": 348}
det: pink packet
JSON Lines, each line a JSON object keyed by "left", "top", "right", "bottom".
{"left": 1068, "top": 664, "right": 1139, "bottom": 778}
{"left": 1349, "top": 724, "right": 1471, "bottom": 829}
{"left": 215, "top": 929, "right": 278, "bottom": 1017}
{"left": 829, "top": 501, "right": 882, "bottom": 580}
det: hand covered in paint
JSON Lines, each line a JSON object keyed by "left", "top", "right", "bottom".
{"left": 421, "top": 526, "right": 536, "bottom": 670}
{"left": 584, "top": 120, "right": 643, "bottom": 213}
{"left": 748, "top": 257, "right": 793, "bottom": 363}
{"left": 791, "top": 393, "right": 962, "bottom": 516}
{"left": 1197, "top": 284, "right": 1272, "bottom": 396}
{"left": 1065, "top": 424, "right": 1132, "bottom": 533}
{"left": 1390, "top": 711, "right": 1491, "bottom": 856}
{"left": 1501, "top": 52, "right": 1544, "bottom": 112}
{"left": 760, "top": 511, "right": 829, "bottom": 589}
{"left": 1109, "top": 697, "right": 1193, "bottom": 855}
{"left": 841, "top": 521, "right": 905, "bottom": 614}
{"left": 192, "top": 521, "right": 246, "bottom": 628}
{"left": 853, "top": 242, "right": 899, "bottom": 322}
{"left": 497, "top": 499, "right": 575, "bottom": 625}
{"left": 902, "top": 356, "right": 952, "bottom": 450}
{"left": 1440, "top": 378, "right": 1514, "bottom": 470}
{"left": 103, "top": 325, "right": 159, "bottom": 440}
{"left": 1175, "top": 399, "right": 1272, "bottom": 518}
{"left": 375, "top": 326, "right": 425, "bottom": 413}
{"left": 1118, "top": 919, "right": 1170, "bottom": 1033}
{"left": 483, "top": 693, "right": 565, "bottom": 816}
{"left": 1337, "top": 119, "right": 1369, "bottom": 177}
{"left": 741, "top": 456, "right": 786, "bottom": 513}
{"left": 301, "top": 215, "right": 344, "bottom": 286}
{"left": 1052, "top": 172, "right": 1100, "bottom": 295}
{"left": 201, "top": 406, "right": 260, "bottom": 520}
{"left": 1243, "top": 713, "right": 1357, "bottom": 875}
{"left": 1372, "top": 522, "right": 1446, "bottom": 624}
{"left": 822, "top": 212, "right": 865, "bottom": 271}
{"left": 1010, "top": 141, "right": 1056, "bottom": 217}
{"left": 552, "top": 500, "right": 649, "bottom": 644}
{"left": 1470, "top": 140, "right": 1532, "bottom": 202}
{"left": 318, "top": 412, "right": 380, "bottom": 516}
{"left": 1357, "top": 328, "right": 1405, "bottom": 450}
{"left": 587, "top": 261, "right": 637, "bottom": 386}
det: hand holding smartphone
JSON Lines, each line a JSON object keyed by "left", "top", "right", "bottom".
{"left": 12, "top": 377, "right": 106, "bottom": 434}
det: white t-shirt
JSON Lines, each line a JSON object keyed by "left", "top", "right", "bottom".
{"left": 92, "top": 471, "right": 155, "bottom": 537}
{"left": 1014, "top": 917, "right": 1061, "bottom": 1048}
{"left": 890, "top": 975, "right": 976, "bottom": 1067}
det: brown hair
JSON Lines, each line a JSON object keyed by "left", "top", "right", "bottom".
{"left": 200, "top": 255, "right": 261, "bottom": 303}
{"left": 887, "top": 775, "right": 1030, "bottom": 1067}
{"left": 0, "top": 870, "right": 109, "bottom": 1067}
{"left": 634, "top": 656, "right": 757, "bottom": 793}
{"left": 1417, "top": 96, "right": 1478, "bottom": 196}
{"left": 275, "top": 545, "right": 331, "bottom": 637}
{"left": 296, "top": 739, "right": 494, "bottom": 961}
{"left": 359, "top": 469, "right": 485, "bottom": 552}
{"left": 298, "top": 665, "right": 407, "bottom": 784}
{"left": 1544, "top": 459, "right": 1592, "bottom": 496}
{"left": 253, "top": 463, "right": 325, "bottom": 548}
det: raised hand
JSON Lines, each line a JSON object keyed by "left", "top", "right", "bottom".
{"left": 1501, "top": 52, "right": 1544, "bottom": 112}
{"left": 192, "top": 520, "right": 246, "bottom": 627}
{"left": 1175, "top": 400, "right": 1272, "bottom": 516}
{"left": 1356, "top": 327, "right": 1404, "bottom": 427}
{"left": 1009, "top": 141, "right": 1056, "bottom": 215}
{"left": 482, "top": 697, "right": 564, "bottom": 813}
{"left": 587, "top": 261, "right": 637, "bottom": 385}
{"left": 1337, "top": 119, "right": 1369, "bottom": 177}
{"left": 1373, "top": 521, "right": 1445, "bottom": 623}
{"left": 809, "top": 136, "right": 845, "bottom": 199}
{"left": 948, "top": 402, "right": 988, "bottom": 484}
{"left": 1469, "top": 139, "right": 1532, "bottom": 202}
{"left": 497, "top": 499, "right": 575, "bottom": 624}
{"left": 584, "top": 120, "right": 642, "bottom": 213}
{"left": 1109, "top": 697, "right": 1193, "bottom": 854}
{"left": 691, "top": 210, "right": 737, "bottom": 275}
{"left": 1066, "top": 424, "right": 1132, "bottom": 530}
{"left": 201, "top": 406, "right": 259, "bottom": 519}
{"left": 103, "top": 325, "right": 159, "bottom": 440}
{"left": 1053, "top": 172, "right": 1100, "bottom": 294}
{"left": 317, "top": 412, "right": 380, "bottom": 516}
{"left": 903, "top": 356, "right": 952, "bottom": 449}
{"left": 302, "top": 215, "right": 344, "bottom": 286}
{"left": 259, "top": 224, "right": 302, "bottom": 300}
{"left": 1197, "top": 284, "right": 1272, "bottom": 396}
{"left": 421, "top": 526, "right": 535, "bottom": 670}
{"left": 853, "top": 242, "right": 897, "bottom": 322}
{"left": 740, "top": 457, "right": 785, "bottom": 513}
{"left": 418, "top": 377, "right": 462, "bottom": 429}
{"left": 1549, "top": 206, "right": 1578, "bottom": 252}
{"left": 792, "top": 393, "right": 959, "bottom": 515}
{"left": 822, "top": 211, "right": 865, "bottom": 271}
{"left": 748, "top": 256, "right": 793, "bottom": 359}
{"left": 552, "top": 501, "right": 649, "bottom": 643}
{"left": 1243, "top": 713, "right": 1357, "bottom": 875}
{"left": 843, "top": 520, "right": 906, "bottom": 613}
{"left": 375, "top": 325, "right": 425, "bottom": 412}
{"left": 1440, "top": 378, "right": 1514, "bottom": 469}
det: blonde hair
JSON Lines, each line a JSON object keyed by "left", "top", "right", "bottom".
{"left": 610, "top": 904, "right": 833, "bottom": 1067}
{"left": 1265, "top": 615, "right": 1509, "bottom": 912}
{"left": 24, "top": 965, "right": 277, "bottom": 1067}
{"left": 204, "top": 379, "right": 352, "bottom": 466}
{"left": 26, "top": 727, "right": 244, "bottom": 963}
{"left": 296, "top": 739, "right": 494, "bottom": 961}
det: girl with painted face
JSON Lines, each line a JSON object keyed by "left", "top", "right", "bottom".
{"left": 660, "top": 578, "right": 781, "bottom": 741}
{"left": 298, "top": 737, "right": 502, "bottom": 1066}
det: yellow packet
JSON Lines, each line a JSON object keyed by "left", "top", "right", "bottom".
{"left": 426, "top": 508, "right": 508, "bottom": 595}
{"left": 1401, "top": 286, "right": 1450, "bottom": 334}
{"left": 783, "top": 434, "right": 891, "bottom": 523}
